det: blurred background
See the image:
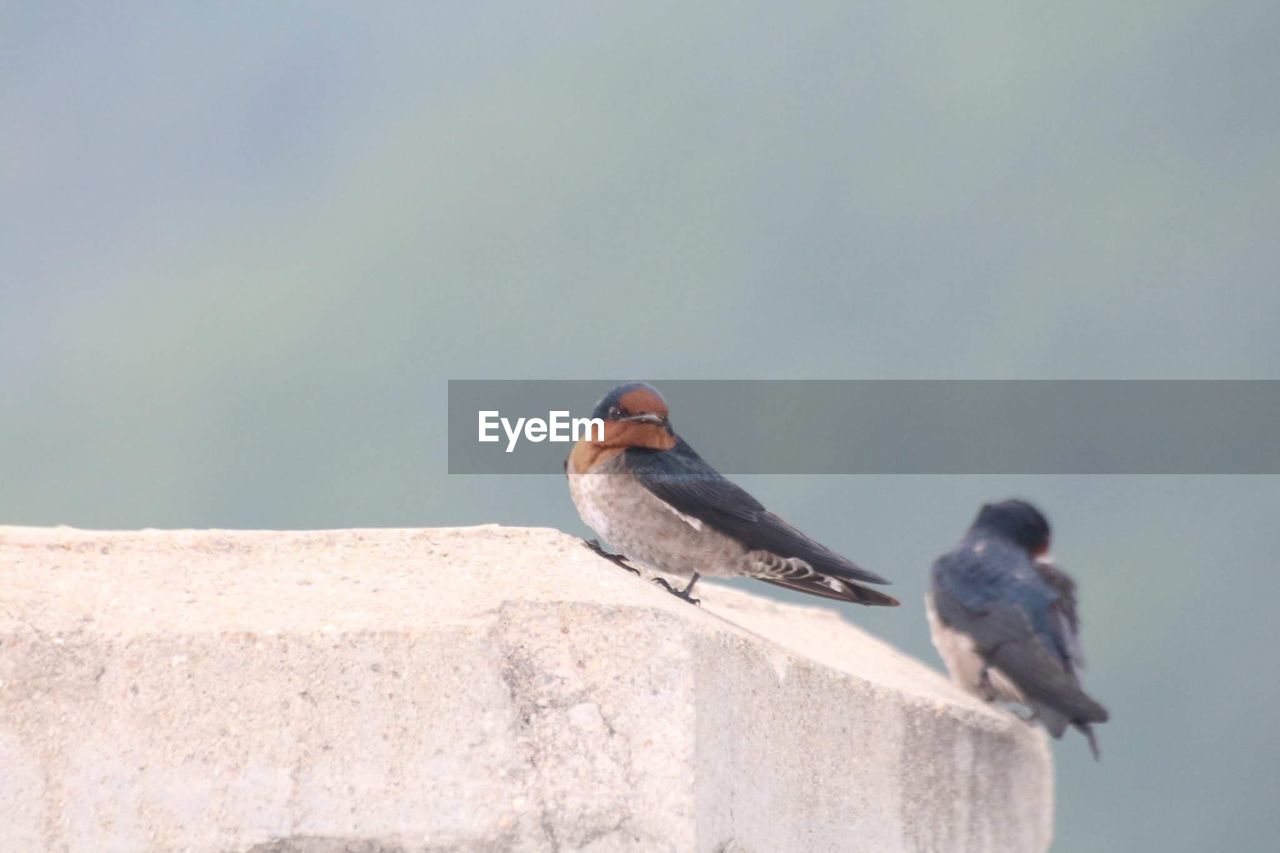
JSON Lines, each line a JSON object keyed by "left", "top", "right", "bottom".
{"left": 4, "top": 3, "right": 1279, "bottom": 850}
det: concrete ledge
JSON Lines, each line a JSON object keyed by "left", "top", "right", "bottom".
{"left": 0, "top": 525, "right": 1052, "bottom": 852}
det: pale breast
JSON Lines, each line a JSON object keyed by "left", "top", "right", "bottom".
{"left": 567, "top": 470, "right": 628, "bottom": 543}
{"left": 567, "top": 469, "right": 746, "bottom": 578}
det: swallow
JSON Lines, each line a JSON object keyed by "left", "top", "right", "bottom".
{"left": 927, "top": 499, "right": 1109, "bottom": 757}
{"left": 565, "top": 382, "right": 898, "bottom": 607}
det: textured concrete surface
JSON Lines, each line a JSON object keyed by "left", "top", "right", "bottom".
{"left": 0, "top": 525, "right": 1053, "bottom": 852}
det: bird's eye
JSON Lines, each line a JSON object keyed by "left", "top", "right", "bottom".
{"left": 607, "top": 405, "right": 626, "bottom": 420}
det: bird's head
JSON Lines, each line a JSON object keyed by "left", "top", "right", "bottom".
{"left": 587, "top": 382, "right": 676, "bottom": 451}
{"left": 972, "top": 499, "right": 1052, "bottom": 556}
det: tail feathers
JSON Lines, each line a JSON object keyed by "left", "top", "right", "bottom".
{"left": 1031, "top": 698, "right": 1107, "bottom": 760}
{"left": 1033, "top": 703, "right": 1070, "bottom": 738}
{"left": 760, "top": 575, "right": 900, "bottom": 607}
{"left": 1048, "top": 692, "right": 1108, "bottom": 729}
{"left": 1077, "top": 722, "right": 1101, "bottom": 760}
{"left": 1071, "top": 693, "right": 1108, "bottom": 761}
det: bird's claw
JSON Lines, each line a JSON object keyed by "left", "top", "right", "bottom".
{"left": 978, "top": 667, "right": 998, "bottom": 702}
{"left": 582, "top": 538, "right": 640, "bottom": 575}
{"left": 652, "top": 576, "right": 701, "bottom": 606}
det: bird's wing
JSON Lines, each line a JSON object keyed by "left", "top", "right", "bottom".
{"left": 932, "top": 545, "right": 1107, "bottom": 724}
{"left": 1035, "top": 559, "right": 1086, "bottom": 670}
{"left": 758, "top": 576, "right": 900, "bottom": 607}
{"left": 622, "top": 439, "right": 889, "bottom": 587}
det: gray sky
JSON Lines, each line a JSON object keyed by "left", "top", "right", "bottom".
{"left": 4, "top": 4, "right": 1280, "bottom": 850}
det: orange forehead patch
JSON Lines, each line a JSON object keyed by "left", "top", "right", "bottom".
{"left": 619, "top": 387, "right": 668, "bottom": 416}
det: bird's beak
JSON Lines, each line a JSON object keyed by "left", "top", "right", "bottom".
{"left": 623, "top": 412, "right": 665, "bottom": 425}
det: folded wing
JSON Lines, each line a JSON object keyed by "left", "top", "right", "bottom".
{"left": 624, "top": 439, "right": 897, "bottom": 605}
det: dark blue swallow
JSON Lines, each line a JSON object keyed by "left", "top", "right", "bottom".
{"left": 566, "top": 382, "right": 897, "bottom": 607}
{"left": 927, "top": 499, "right": 1109, "bottom": 757}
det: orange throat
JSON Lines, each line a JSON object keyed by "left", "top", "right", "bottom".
{"left": 568, "top": 421, "right": 675, "bottom": 473}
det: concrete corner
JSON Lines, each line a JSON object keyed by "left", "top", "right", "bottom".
{"left": 0, "top": 525, "right": 1052, "bottom": 851}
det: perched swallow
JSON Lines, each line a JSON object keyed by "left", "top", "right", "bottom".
{"left": 566, "top": 382, "right": 898, "bottom": 607}
{"left": 927, "top": 499, "right": 1109, "bottom": 757}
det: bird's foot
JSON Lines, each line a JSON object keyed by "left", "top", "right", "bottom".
{"left": 582, "top": 538, "right": 640, "bottom": 575}
{"left": 652, "top": 573, "right": 701, "bottom": 606}
{"left": 978, "top": 667, "right": 999, "bottom": 702}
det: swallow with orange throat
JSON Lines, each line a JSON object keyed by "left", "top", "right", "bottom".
{"left": 565, "top": 382, "right": 898, "bottom": 607}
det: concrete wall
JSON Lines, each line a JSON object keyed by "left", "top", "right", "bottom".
{"left": 0, "top": 525, "right": 1052, "bottom": 852}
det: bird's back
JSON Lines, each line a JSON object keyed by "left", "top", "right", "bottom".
{"left": 930, "top": 536, "right": 1107, "bottom": 736}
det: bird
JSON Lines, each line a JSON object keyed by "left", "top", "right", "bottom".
{"left": 926, "top": 499, "right": 1109, "bottom": 758}
{"left": 565, "top": 382, "right": 898, "bottom": 607}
